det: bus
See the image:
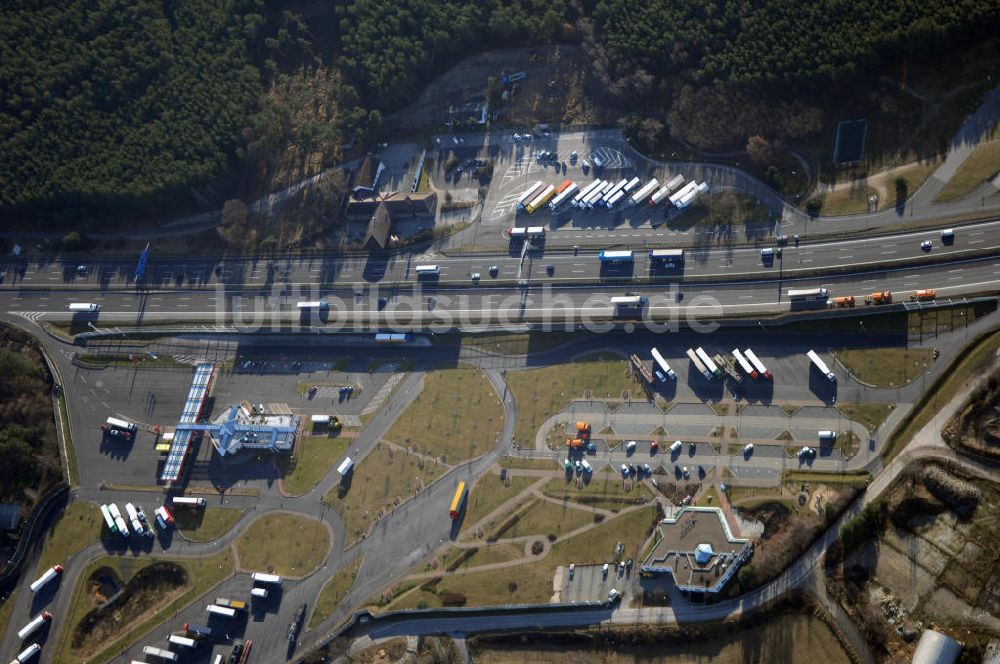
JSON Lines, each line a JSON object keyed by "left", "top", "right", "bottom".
{"left": 251, "top": 572, "right": 282, "bottom": 586}
{"left": 787, "top": 288, "right": 829, "bottom": 301}
{"left": 649, "top": 249, "right": 684, "bottom": 267}
{"left": 449, "top": 481, "right": 467, "bottom": 519}
{"left": 100, "top": 504, "right": 119, "bottom": 535}
{"left": 415, "top": 265, "right": 440, "bottom": 277}
{"left": 296, "top": 301, "right": 327, "bottom": 310}
{"left": 598, "top": 250, "right": 633, "bottom": 263}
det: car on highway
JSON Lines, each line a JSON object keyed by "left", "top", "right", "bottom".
{"left": 76, "top": 265, "right": 87, "bottom": 276}
{"left": 546, "top": 264, "right": 555, "bottom": 276}
{"left": 743, "top": 443, "right": 754, "bottom": 456}
{"left": 941, "top": 228, "right": 954, "bottom": 243}
{"left": 489, "top": 265, "right": 499, "bottom": 277}
{"left": 471, "top": 272, "right": 480, "bottom": 282}
{"left": 921, "top": 240, "right": 933, "bottom": 251}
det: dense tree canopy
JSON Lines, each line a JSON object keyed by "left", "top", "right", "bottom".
{"left": 593, "top": 0, "right": 999, "bottom": 84}
{"left": 1, "top": 0, "right": 997, "bottom": 225}
{"left": 0, "top": 0, "right": 265, "bottom": 224}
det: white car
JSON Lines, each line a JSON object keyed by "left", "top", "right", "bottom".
{"left": 452, "top": 136, "right": 461, "bottom": 145}
{"left": 602, "top": 563, "right": 609, "bottom": 577}
{"left": 568, "top": 563, "right": 575, "bottom": 579}
{"left": 798, "top": 446, "right": 815, "bottom": 458}
{"left": 920, "top": 240, "right": 932, "bottom": 251}
{"left": 471, "top": 272, "right": 480, "bottom": 282}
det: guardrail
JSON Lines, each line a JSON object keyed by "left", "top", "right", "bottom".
{"left": 0, "top": 483, "right": 69, "bottom": 594}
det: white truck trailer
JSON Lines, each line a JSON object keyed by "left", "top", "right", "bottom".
{"left": 30, "top": 565, "right": 63, "bottom": 593}
{"left": 807, "top": 350, "right": 836, "bottom": 381}
{"left": 743, "top": 348, "right": 773, "bottom": 380}
{"left": 695, "top": 347, "right": 721, "bottom": 378}
{"left": 686, "top": 348, "right": 713, "bottom": 379}
{"left": 17, "top": 612, "right": 52, "bottom": 640}
{"left": 731, "top": 349, "right": 757, "bottom": 379}
{"left": 629, "top": 179, "right": 659, "bottom": 206}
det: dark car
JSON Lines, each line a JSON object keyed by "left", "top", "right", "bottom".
{"left": 546, "top": 264, "right": 555, "bottom": 276}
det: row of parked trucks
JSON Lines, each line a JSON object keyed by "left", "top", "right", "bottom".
{"left": 136, "top": 574, "right": 280, "bottom": 662}
{"left": 789, "top": 287, "right": 938, "bottom": 308}
{"left": 13, "top": 566, "right": 65, "bottom": 662}
{"left": 516, "top": 173, "right": 708, "bottom": 216}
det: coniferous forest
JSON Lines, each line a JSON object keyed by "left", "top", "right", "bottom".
{"left": 2, "top": 0, "right": 997, "bottom": 227}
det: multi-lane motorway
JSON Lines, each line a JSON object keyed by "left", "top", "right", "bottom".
{"left": 3, "top": 219, "right": 1000, "bottom": 332}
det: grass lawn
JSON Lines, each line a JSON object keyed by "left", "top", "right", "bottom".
{"left": 498, "top": 457, "right": 561, "bottom": 471}
{"left": 385, "top": 369, "right": 503, "bottom": 463}
{"left": 454, "top": 332, "right": 578, "bottom": 356}
{"left": 783, "top": 471, "right": 870, "bottom": 485}
{"left": 837, "top": 403, "right": 895, "bottom": 433}
{"left": 55, "top": 548, "right": 234, "bottom": 664}
{"left": 309, "top": 556, "right": 363, "bottom": 629}
{"left": 817, "top": 183, "right": 876, "bottom": 215}
{"left": 540, "top": 476, "right": 653, "bottom": 512}
{"left": 279, "top": 435, "right": 350, "bottom": 496}
{"left": 235, "top": 513, "right": 331, "bottom": 577}
{"left": 936, "top": 138, "right": 1000, "bottom": 202}
{"left": 484, "top": 498, "right": 596, "bottom": 541}
{"left": 323, "top": 442, "right": 449, "bottom": 543}
{"left": 726, "top": 486, "right": 778, "bottom": 505}
{"left": 701, "top": 485, "right": 720, "bottom": 506}
{"left": 835, "top": 347, "right": 935, "bottom": 387}
{"left": 174, "top": 506, "right": 243, "bottom": 543}
{"left": 438, "top": 542, "right": 526, "bottom": 572}
{"left": 506, "top": 353, "right": 642, "bottom": 447}
{"left": 460, "top": 472, "right": 537, "bottom": 534}
{"left": 883, "top": 330, "right": 1000, "bottom": 461}
{"left": 412, "top": 505, "right": 661, "bottom": 608}
{"left": 36, "top": 500, "right": 103, "bottom": 573}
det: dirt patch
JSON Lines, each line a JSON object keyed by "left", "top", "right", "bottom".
{"left": 826, "top": 460, "right": 1000, "bottom": 661}
{"left": 385, "top": 45, "right": 607, "bottom": 134}
{"left": 942, "top": 366, "right": 1000, "bottom": 459}
{"left": 468, "top": 593, "right": 855, "bottom": 664}
{"left": 71, "top": 562, "right": 187, "bottom": 657}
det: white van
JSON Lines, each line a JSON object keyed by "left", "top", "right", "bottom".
{"left": 760, "top": 248, "right": 774, "bottom": 260}
{"left": 940, "top": 228, "right": 954, "bottom": 241}
{"left": 68, "top": 302, "right": 100, "bottom": 312}
{"left": 251, "top": 587, "right": 269, "bottom": 599}
{"left": 818, "top": 430, "right": 836, "bottom": 440}
{"left": 669, "top": 441, "right": 683, "bottom": 453}
{"left": 742, "top": 443, "right": 754, "bottom": 455}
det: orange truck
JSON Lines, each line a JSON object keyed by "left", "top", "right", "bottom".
{"left": 910, "top": 289, "right": 937, "bottom": 301}
{"left": 864, "top": 291, "right": 892, "bottom": 305}
{"left": 566, "top": 438, "right": 585, "bottom": 448}
{"left": 575, "top": 422, "right": 591, "bottom": 438}
{"left": 832, "top": 296, "right": 855, "bottom": 307}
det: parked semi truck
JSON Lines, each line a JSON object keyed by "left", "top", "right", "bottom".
{"left": 686, "top": 348, "right": 714, "bottom": 379}
{"left": 807, "top": 349, "right": 836, "bottom": 381}
{"left": 516, "top": 181, "right": 545, "bottom": 210}
{"left": 17, "top": 612, "right": 52, "bottom": 640}
{"left": 10, "top": 644, "right": 41, "bottom": 663}
{"left": 629, "top": 179, "right": 659, "bottom": 206}
{"left": 30, "top": 565, "right": 63, "bottom": 593}
{"left": 731, "top": 349, "right": 757, "bottom": 379}
{"left": 743, "top": 349, "right": 772, "bottom": 380}
{"left": 694, "top": 347, "right": 722, "bottom": 378}
{"left": 251, "top": 572, "right": 282, "bottom": 586}
{"left": 141, "top": 645, "right": 178, "bottom": 662}
{"left": 864, "top": 291, "right": 892, "bottom": 305}
{"left": 549, "top": 182, "right": 579, "bottom": 210}
{"left": 572, "top": 179, "right": 603, "bottom": 206}
{"left": 214, "top": 597, "right": 247, "bottom": 610}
